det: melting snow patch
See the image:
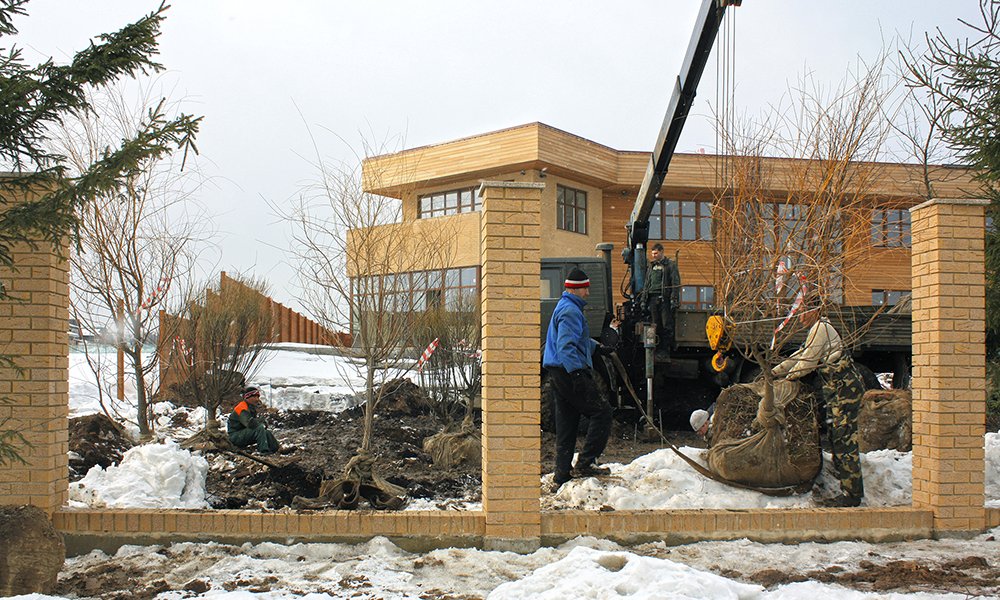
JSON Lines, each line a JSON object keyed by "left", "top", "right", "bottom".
{"left": 68, "top": 440, "right": 209, "bottom": 509}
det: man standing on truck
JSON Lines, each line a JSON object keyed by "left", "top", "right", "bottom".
{"left": 543, "top": 268, "right": 614, "bottom": 490}
{"left": 645, "top": 243, "right": 681, "bottom": 361}
{"left": 772, "top": 308, "right": 865, "bottom": 507}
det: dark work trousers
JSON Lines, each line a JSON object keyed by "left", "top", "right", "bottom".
{"left": 550, "top": 366, "right": 613, "bottom": 483}
{"left": 647, "top": 294, "right": 676, "bottom": 352}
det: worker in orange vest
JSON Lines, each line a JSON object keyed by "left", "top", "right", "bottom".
{"left": 227, "top": 387, "right": 279, "bottom": 453}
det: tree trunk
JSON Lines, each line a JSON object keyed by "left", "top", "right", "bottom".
{"left": 361, "top": 365, "right": 375, "bottom": 451}
{"left": 130, "top": 316, "right": 152, "bottom": 440}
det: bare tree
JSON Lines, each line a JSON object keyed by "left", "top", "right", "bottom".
{"left": 414, "top": 300, "right": 482, "bottom": 426}
{"left": 279, "top": 136, "right": 456, "bottom": 503}
{"left": 705, "top": 58, "right": 896, "bottom": 488}
{"left": 55, "top": 82, "right": 209, "bottom": 440}
{"left": 173, "top": 275, "right": 275, "bottom": 447}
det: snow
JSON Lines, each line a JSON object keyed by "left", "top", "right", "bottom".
{"left": 49, "top": 344, "right": 1000, "bottom": 598}
{"left": 67, "top": 440, "right": 209, "bottom": 509}
{"left": 8, "top": 532, "right": 1000, "bottom": 600}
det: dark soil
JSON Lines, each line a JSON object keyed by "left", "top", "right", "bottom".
{"left": 204, "top": 379, "right": 484, "bottom": 510}
{"left": 68, "top": 414, "right": 133, "bottom": 481}
{"left": 205, "top": 391, "right": 680, "bottom": 510}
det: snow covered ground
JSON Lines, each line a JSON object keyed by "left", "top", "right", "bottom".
{"left": 50, "top": 344, "right": 1000, "bottom": 599}
{"left": 9, "top": 531, "right": 1000, "bottom": 600}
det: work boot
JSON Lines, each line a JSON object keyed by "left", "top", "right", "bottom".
{"left": 547, "top": 472, "right": 573, "bottom": 494}
{"left": 574, "top": 461, "right": 610, "bottom": 478}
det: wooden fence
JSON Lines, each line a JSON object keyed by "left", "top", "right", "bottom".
{"left": 157, "top": 272, "right": 351, "bottom": 393}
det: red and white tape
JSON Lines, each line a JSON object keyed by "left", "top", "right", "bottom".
{"left": 416, "top": 338, "right": 439, "bottom": 372}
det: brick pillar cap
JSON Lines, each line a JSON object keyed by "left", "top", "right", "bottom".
{"left": 910, "top": 198, "right": 990, "bottom": 213}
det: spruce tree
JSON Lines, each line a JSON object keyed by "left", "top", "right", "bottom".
{"left": 906, "top": 0, "right": 1000, "bottom": 348}
{"left": 0, "top": 0, "right": 200, "bottom": 283}
{"left": 0, "top": 0, "right": 201, "bottom": 464}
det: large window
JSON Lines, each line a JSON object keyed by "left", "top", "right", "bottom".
{"left": 872, "top": 289, "right": 908, "bottom": 306}
{"left": 352, "top": 267, "right": 480, "bottom": 313}
{"left": 649, "top": 199, "right": 712, "bottom": 241}
{"left": 872, "top": 208, "right": 911, "bottom": 247}
{"left": 680, "top": 285, "right": 714, "bottom": 309}
{"left": 557, "top": 185, "right": 587, "bottom": 234}
{"left": 418, "top": 188, "right": 480, "bottom": 219}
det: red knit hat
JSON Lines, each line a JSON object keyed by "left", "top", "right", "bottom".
{"left": 565, "top": 268, "right": 590, "bottom": 289}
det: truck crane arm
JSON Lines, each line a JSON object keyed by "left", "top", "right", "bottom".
{"left": 624, "top": 0, "right": 741, "bottom": 298}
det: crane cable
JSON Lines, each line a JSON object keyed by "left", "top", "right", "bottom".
{"left": 715, "top": 3, "right": 737, "bottom": 311}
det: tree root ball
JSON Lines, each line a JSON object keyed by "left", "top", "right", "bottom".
{"left": 0, "top": 505, "right": 65, "bottom": 596}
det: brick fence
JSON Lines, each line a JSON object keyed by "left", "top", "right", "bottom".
{"left": 1, "top": 193, "right": 997, "bottom": 555}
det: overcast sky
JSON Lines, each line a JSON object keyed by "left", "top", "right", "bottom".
{"left": 13, "top": 1, "right": 985, "bottom": 310}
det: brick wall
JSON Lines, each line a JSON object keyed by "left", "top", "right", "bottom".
{"left": 0, "top": 240, "right": 70, "bottom": 513}
{"left": 910, "top": 198, "right": 990, "bottom": 531}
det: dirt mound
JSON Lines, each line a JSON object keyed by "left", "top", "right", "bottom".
{"left": 375, "top": 378, "right": 430, "bottom": 416}
{"left": 803, "top": 558, "right": 1000, "bottom": 594}
{"left": 68, "top": 414, "right": 134, "bottom": 481}
{"left": 205, "top": 402, "right": 481, "bottom": 510}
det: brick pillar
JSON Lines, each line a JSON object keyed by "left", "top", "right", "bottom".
{"left": 479, "top": 181, "right": 543, "bottom": 551}
{"left": 910, "top": 198, "right": 989, "bottom": 532}
{"left": 0, "top": 240, "right": 70, "bottom": 513}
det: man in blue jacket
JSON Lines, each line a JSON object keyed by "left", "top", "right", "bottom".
{"left": 543, "top": 268, "right": 613, "bottom": 489}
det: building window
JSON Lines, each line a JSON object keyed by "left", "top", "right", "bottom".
{"left": 872, "top": 289, "right": 908, "bottom": 306}
{"left": 418, "top": 188, "right": 480, "bottom": 219}
{"left": 353, "top": 267, "right": 480, "bottom": 314}
{"left": 649, "top": 200, "right": 712, "bottom": 241}
{"left": 557, "top": 185, "right": 587, "bottom": 234}
{"left": 872, "top": 208, "right": 911, "bottom": 247}
{"left": 680, "top": 285, "right": 714, "bottom": 309}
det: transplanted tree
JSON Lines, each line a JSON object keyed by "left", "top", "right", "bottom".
{"left": 705, "top": 59, "right": 895, "bottom": 489}
{"left": 281, "top": 138, "right": 455, "bottom": 507}
{"left": 56, "top": 83, "right": 209, "bottom": 441}
{"left": 0, "top": 0, "right": 200, "bottom": 464}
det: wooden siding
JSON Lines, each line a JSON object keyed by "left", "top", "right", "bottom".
{"left": 361, "top": 122, "right": 982, "bottom": 307}
{"left": 364, "top": 122, "right": 980, "bottom": 201}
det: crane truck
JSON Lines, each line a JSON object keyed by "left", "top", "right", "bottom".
{"left": 540, "top": 0, "right": 912, "bottom": 430}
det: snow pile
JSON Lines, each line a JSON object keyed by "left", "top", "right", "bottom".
{"left": 546, "top": 446, "right": 918, "bottom": 510}
{"left": 987, "top": 431, "right": 1000, "bottom": 508}
{"left": 68, "top": 440, "right": 209, "bottom": 509}
{"left": 856, "top": 449, "right": 912, "bottom": 507}
{"left": 488, "top": 544, "right": 763, "bottom": 599}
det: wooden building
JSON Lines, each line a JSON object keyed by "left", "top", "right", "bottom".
{"left": 362, "top": 121, "right": 978, "bottom": 309}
